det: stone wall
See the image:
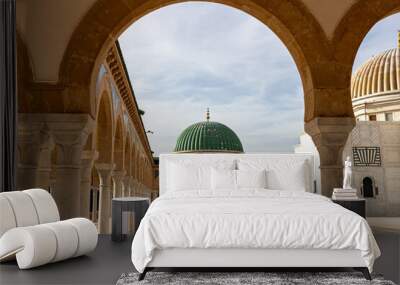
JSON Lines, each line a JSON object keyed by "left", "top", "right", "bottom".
{"left": 343, "top": 122, "right": 400, "bottom": 216}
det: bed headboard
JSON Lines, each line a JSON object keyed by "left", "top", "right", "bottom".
{"left": 159, "top": 153, "right": 315, "bottom": 196}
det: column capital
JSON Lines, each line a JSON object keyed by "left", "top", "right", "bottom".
{"left": 305, "top": 117, "right": 355, "bottom": 165}
{"left": 305, "top": 117, "right": 355, "bottom": 142}
{"left": 305, "top": 117, "right": 355, "bottom": 197}
{"left": 81, "top": 150, "right": 99, "bottom": 181}
{"left": 123, "top": 175, "right": 132, "bottom": 184}
{"left": 82, "top": 150, "right": 99, "bottom": 161}
{"left": 112, "top": 170, "right": 126, "bottom": 180}
{"left": 95, "top": 163, "right": 115, "bottom": 178}
{"left": 95, "top": 162, "right": 114, "bottom": 170}
{"left": 46, "top": 114, "right": 94, "bottom": 146}
{"left": 45, "top": 114, "right": 94, "bottom": 167}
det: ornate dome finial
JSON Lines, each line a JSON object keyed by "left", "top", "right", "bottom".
{"left": 206, "top": 108, "right": 210, "bottom": 122}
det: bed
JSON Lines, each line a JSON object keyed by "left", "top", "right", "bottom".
{"left": 131, "top": 153, "right": 380, "bottom": 280}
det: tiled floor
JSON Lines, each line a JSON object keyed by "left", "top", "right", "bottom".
{"left": 1, "top": 232, "right": 399, "bottom": 285}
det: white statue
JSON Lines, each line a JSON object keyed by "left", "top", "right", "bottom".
{"left": 343, "top": 156, "right": 353, "bottom": 189}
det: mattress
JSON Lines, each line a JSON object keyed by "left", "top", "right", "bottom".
{"left": 131, "top": 190, "right": 380, "bottom": 273}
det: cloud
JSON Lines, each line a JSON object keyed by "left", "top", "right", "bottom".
{"left": 119, "top": 3, "right": 397, "bottom": 156}
{"left": 353, "top": 13, "right": 400, "bottom": 71}
{"left": 118, "top": 3, "right": 304, "bottom": 155}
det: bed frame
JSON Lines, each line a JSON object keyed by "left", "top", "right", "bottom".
{"left": 139, "top": 154, "right": 371, "bottom": 281}
{"left": 139, "top": 248, "right": 370, "bottom": 280}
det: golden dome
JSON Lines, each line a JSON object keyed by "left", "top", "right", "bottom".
{"left": 351, "top": 47, "right": 400, "bottom": 100}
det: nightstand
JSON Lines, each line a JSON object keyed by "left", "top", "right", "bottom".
{"left": 332, "top": 198, "right": 366, "bottom": 218}
{"left": 111, "top": 197, "right": 150, "bottom": 242}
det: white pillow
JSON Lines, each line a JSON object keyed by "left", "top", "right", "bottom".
{"left": 211, "top": 168, "right": 236, "bottom": 191}
{"left": 168, "top": 162, "right": 210, "bottom": 191}
{"left": 236, "top": 169, "right": 267, "bottom": 189}
{"left": 238, "top": 159, "right": 308, "bottom": 191}
{"left": 166, "top": 159, "right": 236, "bottom": 192}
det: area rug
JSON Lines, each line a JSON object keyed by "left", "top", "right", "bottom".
{"left": 116, "top": 272, "right": 396, "bottom": 285}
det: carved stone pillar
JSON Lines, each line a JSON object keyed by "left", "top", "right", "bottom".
{"left": 137, "top": 182, "right": 143, "bottom": 196}
{"left": 112, "top": 170, "right": 126, "bottom": 198}
{"left": 16, "top": 117, "right": 44, "bottom": 190}
{"left": 122, "top": 176, "right": 131, "bottom": 197}
{"left": 96, "top": 163, "right": 115, "bottom": 234}
{"left": 80, "top": 150, "right": 98, "bottom": 218}
{"left": 133, "top": 179, "right": 140, "bottom": 196}
{"left": 36, "top": 134, "right": 54, "bottom": 190}
{"left": 47, "top": 114, "right": 94, "bottom": 219}
{"left": 91, "top": 188, "right": 98, "bottom": 221}
{"left": 91, "top": 174, "right": 100, "bottom": 222}
{"left": 126, "top": 176, "right": 133, "bottom": 196}
{"left": 305, "top": 117, "right": 355, "bottom": 197}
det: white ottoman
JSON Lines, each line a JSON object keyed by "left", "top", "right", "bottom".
{"left": 0, "top": 189, "right": 98, "bottom": 269}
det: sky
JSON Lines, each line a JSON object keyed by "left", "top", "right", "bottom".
{"left": 119, "top": 3, "right": 400, "bottom": 156}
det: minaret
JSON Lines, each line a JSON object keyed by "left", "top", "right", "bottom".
{"left": 206, "top": 108, "right": 210, "bottom": 122}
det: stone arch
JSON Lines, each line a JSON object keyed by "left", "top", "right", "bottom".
{"left": 333, "top": 0, "right": 400, "bottom": 78}
{"left": 124, "top": 136, "right": 131, "bottom": 175}
{"left": 16, "top": 33, "right": 35, "bottom": 113}
{"left": 134, "top": 146, "right": 140, "bottom": 181}
{"left": 113, "top": 116, "right": 125, "bottom": 171}
{"left": 131, "top": 144, "right": 137, "bottom": 180}
{"left": 95, "top": 91, "right": 113, "bottom": 163}
{"left": 96, "top": 73, "right": 113, "bottom": 110}
{"left": 59, "top": 0, "right": 333, "bottom": 121}
{"left": 90, "top": 166, "right": 100, "bottom": 222}
{"left": 360, "top": 176, "right": 376, "bottom": 198}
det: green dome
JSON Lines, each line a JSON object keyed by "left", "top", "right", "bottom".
{"left": 174, "top": 121, "right": 244, "bottom": 153}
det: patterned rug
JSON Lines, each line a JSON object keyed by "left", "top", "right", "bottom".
{"left": 116, "top": 271, "right": 396, "bottom": 285}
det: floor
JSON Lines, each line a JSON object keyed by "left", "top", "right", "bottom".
{"left": 1, "top": 232, "right": 399, "bottom": 285}
{"left": 0, "top": 235, "right": 134, "bottom": 285}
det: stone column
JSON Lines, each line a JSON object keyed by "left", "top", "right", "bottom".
{"left": 127, "top": 177, "right": 133, "bottom": 196}
{"left": 36, "top": 134, "right": 54, "bottom": 191}
{"left": 305, "top": 117, "right": 355, "bottom": 197}
{"left": 80, "top": 150, "right": 98, "bottom": 219}
{"left": 47, "top": 114, "right": 94, "bottom": 219}
{"left": 112, "top": 170, "right": 126, "bottom": 198}
{"left": 133, "top": 180, "right": 140, "bottom": 196}
{"left": 96, "top": 163, "right": 115, "bottom": 234}
{"left": 122, "top": 176, "right": 131, "bottom": 197}
{"left": 91, "top": 187, "right": 98, "bottom": 221}
{"left": 16, "top": 117, "right": 44, "bottom": 190}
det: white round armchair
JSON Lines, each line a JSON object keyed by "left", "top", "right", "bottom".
{"left": 0, "top": 189, "right": 98, "bottom": 269}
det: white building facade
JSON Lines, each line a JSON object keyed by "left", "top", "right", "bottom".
{"left": 296, "top": 38, "right": 400, "bottom": 216}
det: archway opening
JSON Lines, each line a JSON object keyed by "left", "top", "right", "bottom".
{"left": 118, "top": 2, "right": 305, "bottom": 156}
{"left": 342, "top": 12, "right": 400, "bottom": 217}
{"left": 362, "top": 177, "right": 375, "bottom": 198}
{"left": 96, "top": 92, "right": 113, "bottom": 163}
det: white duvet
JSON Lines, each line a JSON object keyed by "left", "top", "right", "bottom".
{"left": 131, "top": 190, "right": 380, "bottom": 272}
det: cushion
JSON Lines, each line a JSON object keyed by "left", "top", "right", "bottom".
{"left": 238, "top": 158, "right": 308, "bottom": 191}
{"left": 0, "top": 196, "right": 16, "bottom": 237}
{"left": 211, "top": 168, "right": 236, "bottom": 190}
{"left": 42, "top": 221, "right": 79, "bottom": 262}
{"left": 168, "top": 163, "right": 210, "bottom": 191}
{"left": 0, "top": 191, "right": 39, "bottom": 227}
{"left": 23, "top": 189, "right": 60, "bottom": 224}
{"left": 236, "top": 169, "right": 267, "bottom": 189}
{"left": 66, "top": 218, "right": 98, "bottom": 257}
{"left": 167, "top": 159, "right": 235, "bottom": 191}
{"left": 0, "top": 226, "right": 57, "bottom": 269}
